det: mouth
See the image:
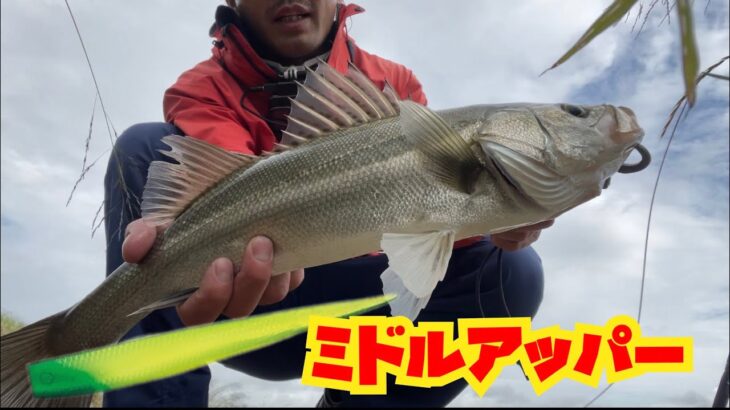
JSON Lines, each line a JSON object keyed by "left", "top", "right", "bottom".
{"left": 273, "top": 4, "right": 312, "bottom": 24}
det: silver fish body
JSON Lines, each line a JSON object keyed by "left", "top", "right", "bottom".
{"left": 51, "top": 101, "right": 642, "bottom": 356}
{"left": 52, "top": 111, "right": 508, "bottom": 351}
{"left": 0, "top": 62, "right": 644, "bottom": 407}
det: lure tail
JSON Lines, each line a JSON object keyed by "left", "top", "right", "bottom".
{"left": 0, "top": 310, "right": 92, "bottom": 408}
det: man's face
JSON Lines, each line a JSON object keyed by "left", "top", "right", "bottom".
{"left": 227, "top": 0, "right": 338, "bottom": 63}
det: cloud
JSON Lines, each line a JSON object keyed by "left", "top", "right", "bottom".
{"left": 670, "top": 390, "right": 712, "bottom": 407}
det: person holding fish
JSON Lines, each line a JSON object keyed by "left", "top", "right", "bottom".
{"left": 101, "top": 0, "right": 551, "bottom": 407}
{"left": 10, "top": 0, "right": 654, "bottom": 407}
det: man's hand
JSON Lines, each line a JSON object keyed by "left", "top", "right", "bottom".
{"left": 122, "top": 219, "right": 305, "bottom": 326}
{"left": 491, "top": 219, "right": 555, "bottom": 251}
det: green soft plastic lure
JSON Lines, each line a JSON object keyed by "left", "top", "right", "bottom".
{"left": 29, "top": 294, "right": 394, "bottom": 398}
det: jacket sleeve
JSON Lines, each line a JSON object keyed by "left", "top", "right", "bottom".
{"left": 402, "top": 69, "right": 428, "bottom": 106}
{"left": 163, "top": 70, "right": 258, "bottom": 155}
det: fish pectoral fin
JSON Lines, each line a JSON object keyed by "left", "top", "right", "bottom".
{"left": 128, "top": 287, "right": 198, "bottom": 317}
{"left": 380, "top": 230, "right": 455, "bottom": 320}
{"left": 399, "top": 100, "right": 482, "bottom": 194}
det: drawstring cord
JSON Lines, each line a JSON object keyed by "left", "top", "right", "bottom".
{"left": 475, "top": 245, "right": 510, "bottom": 318}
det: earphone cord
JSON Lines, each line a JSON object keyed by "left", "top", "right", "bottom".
{"left": 475, "top": 244, "right": 511, "bottom": 318}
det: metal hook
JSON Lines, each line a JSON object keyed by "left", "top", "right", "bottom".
{"left": 618, "top": 143, "right": 652, "bottom": 174}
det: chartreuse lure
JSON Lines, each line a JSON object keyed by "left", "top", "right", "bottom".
{"left": 29, "top": 294, "right": 394, "bottom": 398}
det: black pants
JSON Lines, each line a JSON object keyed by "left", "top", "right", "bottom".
{"left": 102, "top": 123, "right": 545, "bottom": 407}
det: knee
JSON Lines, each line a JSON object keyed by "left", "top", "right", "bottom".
{"left": 104, "top": 122, "right": 179, "bottom": 188}
{"left": 112, "top": 122, "right": 179, "bottom": 159}
{"left": 502, "top": 246, "right": 544, "bottom": 318}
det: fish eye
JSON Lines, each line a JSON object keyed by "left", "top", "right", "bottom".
{"left": 561, "top": 104, "right": 589, "bottom": 118}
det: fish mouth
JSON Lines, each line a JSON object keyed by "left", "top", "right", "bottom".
{"left": 599, "top": 105, "right": 645, "bottom": 146}
{"left": 592, "top": 105, "right": 651, "bottom": 182}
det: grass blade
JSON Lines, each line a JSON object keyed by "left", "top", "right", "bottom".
{"left": 660, "top": 55, "right": 729, "bottom": 138}
{"left": 676, "top": 0, "right": 700, "bottom": 106}
{"left": 542, "top": 0, "right": 638, "bottom": 75}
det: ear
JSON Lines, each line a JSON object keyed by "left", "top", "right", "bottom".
{"left": 225, "top": 0, "right": 236, "bottom": 9}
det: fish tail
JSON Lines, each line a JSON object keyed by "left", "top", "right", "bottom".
{"left": 1, "top": 310, "right": 92, "bottom": 408}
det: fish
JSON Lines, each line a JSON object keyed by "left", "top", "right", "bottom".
{"left": 0, "top": 60, "right": 644, "bottom": 407}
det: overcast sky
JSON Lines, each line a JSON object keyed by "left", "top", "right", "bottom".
{"left": 1, "top": 0, "right": 728, "bottom": 407}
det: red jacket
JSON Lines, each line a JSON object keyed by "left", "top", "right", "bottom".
{"left": 163, "top": 3, "right": 427, "bottom": 155}
{"left": 163, "top": 4, "right": 481, "bottom": 250}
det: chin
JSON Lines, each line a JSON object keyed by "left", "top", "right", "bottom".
{"left": 279, "top": 51, "right": 319, "bottom": 63}
{"left": 273, "top": 39, "right": 321, "bottom": 62}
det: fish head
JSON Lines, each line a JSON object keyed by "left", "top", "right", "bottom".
{"left": 464, "top": 102, "right": 644, "bottom": 214}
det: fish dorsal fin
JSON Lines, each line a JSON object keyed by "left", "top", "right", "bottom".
{"left": 345, "top": 62, "right": 398, "bottom": 117}
{"left": 281, "top": 60, "right": 400, "bottom": 145}
{"left": 382, "top": 80, "right": 400, "bottom": 110}
{"left": 141, "top": 135, "right": 257, "bottom": 227}
{"left": 398, "top": 100, "right": 482, "bottom": 193}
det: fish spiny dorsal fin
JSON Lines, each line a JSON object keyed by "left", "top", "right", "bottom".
{"left": 281, "top": 130, "right": 309, "bottom": 145}
{"left": 346, "top": 62, "right": 398, "bottom": 116}
{"left": 303, "top": 66, "right": 370, "bottom": 124}
{"left": 315, "top": 60, "right": 385, "bottom": 119}
{"left": 295, "top": 82, "right": 355, "bottom": 127}
{"left": 280, "top": 60, "right": 401, "bottom": 146}
{"left": 383, "top": 80, "right": 401, "bottom": 109}
{"left": 289, "top": 97, "right": 340, "bottom": 133}
{"left": 285, "top": 115, "right": 323, "bottom": 140}
{"left": 141, "top": 135, "right": 257, "bottom": 227}
{"left": 271, "top": 143, "right": 294, "bottom": 154}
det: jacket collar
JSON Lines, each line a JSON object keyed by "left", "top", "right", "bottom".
{"left": 209, "top": 3, "right": 364, "bottom": 87}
